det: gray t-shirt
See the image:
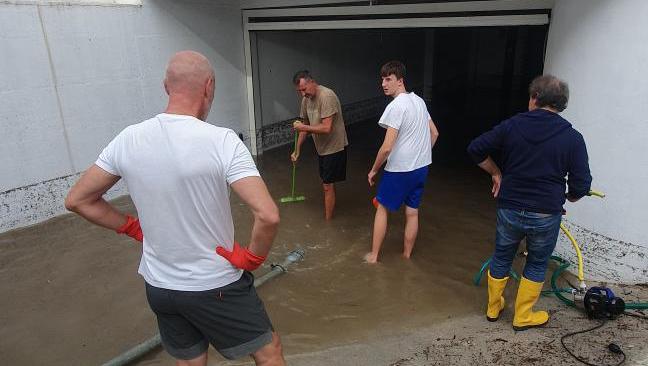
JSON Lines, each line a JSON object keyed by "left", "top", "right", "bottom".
{"left": 300, "top": 85, "right": 348, "bottom": 156}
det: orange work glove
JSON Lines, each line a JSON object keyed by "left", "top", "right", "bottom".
{"left": 116, "top": 215, "right": 143, "bottom": 242}
{"left": 216, "top": 242, "right": 266, "bottom": 271}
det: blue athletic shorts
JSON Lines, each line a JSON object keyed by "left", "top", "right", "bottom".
{"left": 376, "top": 165, "right": 429, "bottom": 211}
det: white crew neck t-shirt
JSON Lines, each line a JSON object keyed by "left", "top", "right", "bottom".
{"left": 378, "top": 92, "right": 432, "bottom": 172}
{"left": 95, "top": 113, "right": 259, "bottom": 291}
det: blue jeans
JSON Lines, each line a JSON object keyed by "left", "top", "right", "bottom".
{"left": 489, "top": 208, "right": 562, "bottom": 282}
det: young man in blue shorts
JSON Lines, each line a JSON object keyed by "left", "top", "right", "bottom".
{"left": 365, "top": 61, "right": 439, "bottom": 264}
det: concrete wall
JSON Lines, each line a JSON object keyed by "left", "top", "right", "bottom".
{"left": 0, "top": 0, "right": 247, "bottom": 233}
{"left": 546, "top": 0, "right": 648, "bottom": 284}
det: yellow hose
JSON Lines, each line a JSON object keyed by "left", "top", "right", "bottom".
{"left": 560, "top": 223, "right": 585, "bottom": 283}
{"left": 588, "top": 190, "right": 605, "bottom": 198}
{"left": 559, "top": 190, "right": 604, "bottom": 287}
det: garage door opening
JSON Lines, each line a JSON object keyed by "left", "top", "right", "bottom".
{"left": 234, "top": 23, "right": 551, "bottom": 356}
{"left": 250, "top": 25, "right": 548, "bottom": 166}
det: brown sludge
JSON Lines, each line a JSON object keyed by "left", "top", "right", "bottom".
{"left": 1, "top": 121, "right": 646, "bottom": 365}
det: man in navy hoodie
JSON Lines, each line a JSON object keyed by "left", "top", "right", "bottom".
{"left": 467, "top": 75, "right": 591, "bottom": 331}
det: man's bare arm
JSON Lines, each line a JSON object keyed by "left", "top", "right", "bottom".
{"left": 477, "top": 157, "right": 502, "bottom": 198}
{"left": 295, "top": 115, "right": 333, "bottom": 134}
{"left": 291, "top": 129, "right": 309, "bottom": 162}
{"left": 65, "top": 165, "right": 128, "bottom": 229}
{"left": 429, "top": 119, "right": 439, "bottom": 147}
{"left": 368, "top": 127, "right": 399, "bottom": 186}
{"left": 230, "top": 176, "right": 280, "bottom": 257}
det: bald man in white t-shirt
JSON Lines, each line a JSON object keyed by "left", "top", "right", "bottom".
{"left": 65, "top": 51, "right": 285, "bottom": 366}
{"left": 365, "top": 61, "right": 440, "bottom": 264}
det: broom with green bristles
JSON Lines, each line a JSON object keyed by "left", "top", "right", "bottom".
{"left": 280, "top": 131, "right": 306, "bottom": 203}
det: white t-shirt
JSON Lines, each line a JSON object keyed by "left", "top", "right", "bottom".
{"left": 378, "top": 92, "right": 432, "bottom": 172}
{"left": 95, "top": 113, "right": 259, "bottom": 291}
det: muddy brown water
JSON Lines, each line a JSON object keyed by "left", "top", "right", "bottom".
{"left": 0, "top": 121, "right": 501, "bottom": 365}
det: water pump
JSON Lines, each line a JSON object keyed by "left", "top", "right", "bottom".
{"left": 581, "top": 287, "right": 625, "bottom": 320}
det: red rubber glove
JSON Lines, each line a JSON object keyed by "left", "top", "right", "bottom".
{"left": 216, "top": 242, "right": 266, "bottom": 271}
{"left": 116, "top": 215, "right": 143, "bottom": 242}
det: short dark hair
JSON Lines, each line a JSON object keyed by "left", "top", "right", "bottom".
{"left": 292, "top": 70, "right": 313, "bottom": 85}
{"left": 380, "top": 61, "right": 406, "bottom": 80}
{"left": 528, "top": 75, "right": 569, "bottom": 112}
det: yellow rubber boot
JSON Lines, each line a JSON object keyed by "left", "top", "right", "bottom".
{"left": 513, "top": 277, "right": 549, "bottom": 331}
{"left": 486, "top": 271, "right": 508, "bottom": 322}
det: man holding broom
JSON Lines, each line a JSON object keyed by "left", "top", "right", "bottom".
{"left": 290, "top": 70, "right": 348, "bottom": 220}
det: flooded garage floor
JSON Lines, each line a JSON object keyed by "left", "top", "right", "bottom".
{"left": 1, "top": 121, "right": 646, "bottom": 365}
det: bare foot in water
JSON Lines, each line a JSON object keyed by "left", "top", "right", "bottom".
{"left": 401, "top": 253, "right": 412, "bottom": 260}
{"left": 364, "top": 252, "right": 378, "bottom": 264}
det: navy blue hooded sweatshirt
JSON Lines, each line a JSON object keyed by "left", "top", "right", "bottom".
{"left": 467, "top": 109, "right": 592, "bottom": 214}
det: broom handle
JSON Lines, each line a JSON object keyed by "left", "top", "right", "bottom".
{"left": 291, "top": 163, "right": 296, "bottom": 197}
{"left": 291, "top": 132, "right": 298, "bottom": 197}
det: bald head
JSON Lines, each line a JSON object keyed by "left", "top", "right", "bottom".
{"left": 163, "top": 51, "right": 215, "bottom": 120}
{"left": 165, "top": 51, "right": 214, "bottom": 96}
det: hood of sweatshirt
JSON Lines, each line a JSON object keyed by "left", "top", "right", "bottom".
{"left": 512, "top": 108, "right": 572, "bottom": 145}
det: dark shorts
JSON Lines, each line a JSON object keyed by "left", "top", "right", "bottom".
{"left": 145, "top": 272, "right": 273, "bottom": 360}
{"left": 318, "top": 148, "right": 347, "bottom": 184}
{"left": 376, "top": 165, "right": 429, "bottom": 211}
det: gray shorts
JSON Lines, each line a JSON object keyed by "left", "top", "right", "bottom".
{"left": 145, "top": 271, "right": 274, "bottom": 360}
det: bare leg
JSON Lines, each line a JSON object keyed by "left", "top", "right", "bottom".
{"left": 403, "top": 206, "right": 419, "bottom": 259}
{"left": 252, "top": 332, "right": 285, "bottom": 366}
{"left": 323, "top": 183, "right": 335, "bottom": 220}
{"left": 176, "top": 352, "right": 207, "bottom": 366}
{"left": 365, "top": 203, "right": 388, "bottom": 264}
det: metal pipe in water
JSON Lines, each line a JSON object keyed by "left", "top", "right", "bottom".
{"left": 254, "top": 248, "right": 304, "bottom": 287}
